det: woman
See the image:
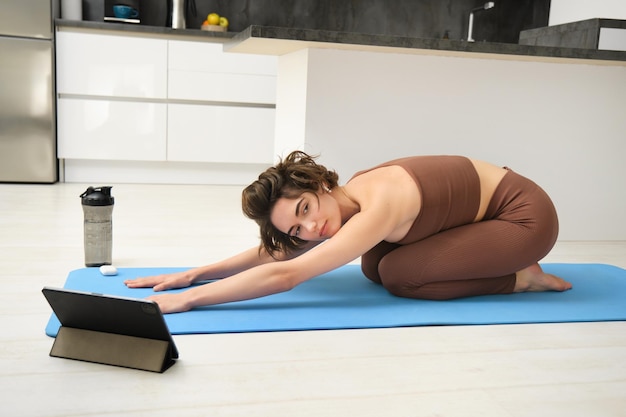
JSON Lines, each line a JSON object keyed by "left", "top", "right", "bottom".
{"left": 125, "top": 151, "right": 572, "bottom": 313}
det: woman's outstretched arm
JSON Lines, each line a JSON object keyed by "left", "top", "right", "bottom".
{"left": 124, "top": 240, "right": 321, "bottom": 292}
{"left": 141, "top": 202, "right": 399, "bottom": 313}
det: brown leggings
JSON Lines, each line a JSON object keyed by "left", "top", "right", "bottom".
{"left": 361, "top": 169, "right": 559, "bottom": 300}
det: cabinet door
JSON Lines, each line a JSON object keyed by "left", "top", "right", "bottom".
{"left": 57, "top": 98, "right": 167, "bottom": 161}
{"left": 56, "top": 31, "right": 167, "bottom": 99}
{"left": 167, "top": 104, "right": 274, "bottom": 164}
{"left": 168, "top": 41, "right": 277, "bottom": 104}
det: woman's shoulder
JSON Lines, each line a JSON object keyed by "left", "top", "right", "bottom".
{"left": 346, "top": 164, "right": 421, "bottom": 207}
{"left": 344, "top": 164, "right": 423, "bottom": 240}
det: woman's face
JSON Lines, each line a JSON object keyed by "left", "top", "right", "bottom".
{"left": 270, "top": 189, "right": 340, "bottom": 242}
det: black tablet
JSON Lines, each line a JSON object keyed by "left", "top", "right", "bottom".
{"left": 42, "top": 287, "right": 178, "bottom": 372}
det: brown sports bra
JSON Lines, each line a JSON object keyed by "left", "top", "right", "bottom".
{"left": 349, "top": 155, "right": 481, "bottom": 244}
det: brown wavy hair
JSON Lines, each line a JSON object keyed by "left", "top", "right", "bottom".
{"left": 242, "top": 151, "right": 339, "bottom": 258}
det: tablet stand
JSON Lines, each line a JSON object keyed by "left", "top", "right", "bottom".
{"left": 50, "top": 326, "right": 177, "bottom": 373}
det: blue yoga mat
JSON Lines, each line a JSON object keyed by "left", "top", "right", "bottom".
{"left": 45, "top": 263, "right": 626, "bottom": 336}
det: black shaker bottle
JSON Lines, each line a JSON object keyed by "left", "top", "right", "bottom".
{"left": 80, "top": 186, "right": 114, "bottom": 267}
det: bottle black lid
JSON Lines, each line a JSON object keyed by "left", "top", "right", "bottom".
{"left": 80, "top": 186, "right": 114, "bottom": 206}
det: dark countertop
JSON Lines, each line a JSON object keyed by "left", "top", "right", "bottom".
{"left": 226, "top": 25, "right": 626, "bottom": 64}
{"left": 56, "top": 20, "right": 626, "bottom": 64}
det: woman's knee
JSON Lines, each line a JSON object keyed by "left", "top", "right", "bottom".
{"left": 360, "top": 261, "right": 382, "bottom": 284}
{"left": 360, "top": 241, "right": 400, "bottom": 285}
{"left": 378, "top": 258, "right": 418, "bottom": 297}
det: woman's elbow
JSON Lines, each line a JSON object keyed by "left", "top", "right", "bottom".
{"left": 272, "top": 269, "right": 301, "bottom": 293}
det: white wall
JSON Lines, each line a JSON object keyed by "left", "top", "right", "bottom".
{"left": 550, "top": 0, "right": 626, "bottom": 25}
{"left": 599, "top": 28, "right": 626, "bottom": 51}
{"left": 274, "top": 48, "right": 626, "bottom": 240}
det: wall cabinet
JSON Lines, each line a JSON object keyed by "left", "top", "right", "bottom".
{"left": 56, "top": 29, "right": 277, "bottom": 183}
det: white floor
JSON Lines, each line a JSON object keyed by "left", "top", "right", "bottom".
{"left": 1, "top": 182, "right": 625, "bottom": 417}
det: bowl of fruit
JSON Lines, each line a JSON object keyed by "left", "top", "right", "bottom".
{"left": 201, "top": 12, "right": 229, "bottom": 32}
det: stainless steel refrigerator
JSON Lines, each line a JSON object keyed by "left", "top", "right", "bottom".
{"left": 0, "top": 0, "right": 58, "bottom": 183}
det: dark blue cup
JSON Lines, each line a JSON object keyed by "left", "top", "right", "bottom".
{"left": 113, "top": 5, "right": 139, "bottom": 19}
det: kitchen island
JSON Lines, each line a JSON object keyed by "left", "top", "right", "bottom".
{"left": 224, "top": 25, "right": 625, "bottom": 241}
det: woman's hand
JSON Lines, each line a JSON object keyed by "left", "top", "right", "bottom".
{"left": 147, "top": 292, "right": 192, "bottom": 314}
{"left": 124, "top": 270, "right": 196, "bottom": 292}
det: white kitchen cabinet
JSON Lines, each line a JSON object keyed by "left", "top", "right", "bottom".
{"left": 169, "top": 40, "right": 277, "bottom": 75}
{"left": 56, "top": 28, "right": 277, "bottom": 184}
{"left": 166, "top": 40, "right": 277, "bottom": 165}
{"left": 56, "top": 31, "right": 167, "bottom": 98}
{"left": 56, "top": 29, "right": 168, "bottom": 163}
{"left": 168, "top": 40, "right": 276, "bottom": 103}
{"left": 169, "top": 70, "right": 277, "bottom": 104}
{"left": 167, "top": 104, "right": 275, "bottom": 164}
{"left": 57, "top": 98, "right": 167, "bottom": 161}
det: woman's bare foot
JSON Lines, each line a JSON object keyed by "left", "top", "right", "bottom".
{"left": 514, "top": 263, "right": 573, "bottom": 293}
